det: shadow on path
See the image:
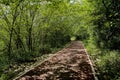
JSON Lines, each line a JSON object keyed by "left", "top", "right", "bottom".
{"left": 15, "top": 41, "right": 97, "bottom": 80}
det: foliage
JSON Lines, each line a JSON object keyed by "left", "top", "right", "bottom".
{"left": 0, "top": 0, "right": 120, "bottom": 80}
{"left": 0, "top": 0, "right": 90, "bottom": 62}
{"left": 0, "top": 70, "right": 17, "bottom": 80}
{"left": 86, "top": 41, "right": 120, "bottom": 80}
{"left": 86, "top": 0, "right": 120, "bottom": 79}
{"left": 95, "top": 51, "right": 120, "bottom": 80}
{"left": 90, "top": 0, "right": 120, "bottom": 50}
{"left": 0, "top": 0, "right": 90, "bottom": 79}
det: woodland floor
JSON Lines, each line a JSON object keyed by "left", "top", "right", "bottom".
{"left": 14, "top": 41, "right": 96, "bottom": 80}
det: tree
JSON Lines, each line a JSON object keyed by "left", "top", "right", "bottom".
{"left": 0, "top": 0, "right": 89, "bottom": 63}
{"left": 89, "top": 0, "right": 120, "bottom": 50}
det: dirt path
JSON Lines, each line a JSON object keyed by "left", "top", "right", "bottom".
{"left": 15, "top": 41, "right": 97, "bottom": 80}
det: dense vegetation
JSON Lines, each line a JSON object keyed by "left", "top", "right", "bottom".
{"left": 0, "top": 0, "right": 120, "bottom": 80}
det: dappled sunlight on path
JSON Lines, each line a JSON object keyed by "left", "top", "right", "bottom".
{"left": 14, "top": 41, "right": 97, "bottom": 80}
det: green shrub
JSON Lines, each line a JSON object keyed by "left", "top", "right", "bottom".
{"left": 95, "top": 51, "right": 120, "bottom": 80}
{"left": 39, "top": 44, "right": 52, "bottom": 54}
{"left": 0, "top": 71, "right": 17, "bottom": 80}
{"left": 0, "top": 74, "right": 9, "bottom": 80}
{"left": 86, "top": 41, "right": 120, "bottom": 80}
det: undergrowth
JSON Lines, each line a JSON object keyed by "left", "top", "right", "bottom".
{"left": 85, "top": 41, "right": 120, "bottom": 80}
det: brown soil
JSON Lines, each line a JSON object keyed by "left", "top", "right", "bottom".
{"left": 15, "top": 41, "right": 96, "bottom": 80}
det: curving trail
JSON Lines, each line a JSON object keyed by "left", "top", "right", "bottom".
{"left": 14, "top": 41, "right": 97, "bottom": 80}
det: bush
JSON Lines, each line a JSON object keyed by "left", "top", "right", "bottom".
{"left": 39, "top": 44, "right": 52, "bottom": 55}
{"left": 86, "top": 41, "right": 120, "bottom": 80}
{"left": 95, "top": 51, "right": 120, "bottom": 80}
{"left": 0, "top": 71, "right": 17, "bottom": 80}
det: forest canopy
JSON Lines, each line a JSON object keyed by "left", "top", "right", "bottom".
{"left": 0, "top": 0, "right": 90, "bottom": 67}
